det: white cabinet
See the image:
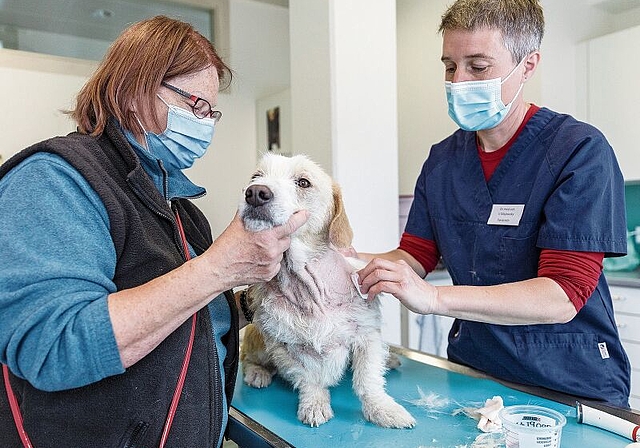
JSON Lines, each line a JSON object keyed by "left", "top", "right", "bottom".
{"left": 404, "top": 274, "right": 453, "bottom": 357}
{"left": 610, "top": 284, "right": 640, "bottom": 409}
{"left": 398, "top": 195, "right": 413, "bottom": 239}
{"left": 399, "top": 195, "right": 457, "bottom": 355}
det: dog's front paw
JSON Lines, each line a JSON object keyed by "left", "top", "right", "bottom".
{"left": 363, "top": 397, "right": 416, "bottom": 429}
{"left": 243, "top": 363, "right": 274, "bottom": 388}
{"left": 297, "top": 400, "right": 334, "bottom": 427}
{"left": 297, "top": 388, "right": 334, "bottom": 427}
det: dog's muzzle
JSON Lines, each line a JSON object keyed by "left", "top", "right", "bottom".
{"left": 245, "top": 184, "right": 273, "bottom": 207}
{"left": 242, "top": 184, "right": 278, "bottom": 230}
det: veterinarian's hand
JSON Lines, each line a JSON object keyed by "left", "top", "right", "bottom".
{"left": 205, "top": 210, "right": 309, "bottom": 289}
{"left": 357, "top": 258, "right": 438, "bottom": 315}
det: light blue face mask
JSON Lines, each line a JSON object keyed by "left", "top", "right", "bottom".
{"left": 141, "top": 95, "right": 216, "bottom": 170}
{"left": 445, "top": 58, "right": 525, "bottom": 132}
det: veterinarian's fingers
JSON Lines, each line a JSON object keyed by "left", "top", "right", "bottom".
{"left": 356, "top": 259, "right": 380, "bottom": 284}
{"left": 366, "top": 281, "right": 400, "bottom": 298}
{"left": 357, "top": 258, "right": 403, "bottom": 292}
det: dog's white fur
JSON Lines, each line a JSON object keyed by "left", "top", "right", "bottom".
{"left": 239, "top": 153, "right": 415, "bottom": 428}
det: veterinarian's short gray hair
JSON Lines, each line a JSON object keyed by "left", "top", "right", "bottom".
{"left": 439, "top": 0, "right": 544, "bottom": 63}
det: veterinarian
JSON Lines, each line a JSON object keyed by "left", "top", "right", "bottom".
{"left": 0, "top": 16, "right": 307, "bottom": 448}
{"left": 357, "top": 0, "right": 631, "bottom": 408}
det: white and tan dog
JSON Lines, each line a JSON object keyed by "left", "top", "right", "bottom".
{"left": 239, "top": 153, "right": 415, "bottom": 429}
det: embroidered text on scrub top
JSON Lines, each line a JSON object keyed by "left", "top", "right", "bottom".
{"left": 487, "top": 204, "right": 525, "bottom": 226}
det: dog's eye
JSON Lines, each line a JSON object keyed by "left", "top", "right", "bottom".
{"left": 251, "top": 172, "right": 263, "bottom": 180}
{"left": 296, "top": 178, "right": 311, "bottom": 188}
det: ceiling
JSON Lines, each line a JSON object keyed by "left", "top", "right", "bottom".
{"left": 253, "top": 0, "right": 287, "bottom": 7}
{"left": 3, "top": 0, "right": 636, "bottom": 56}
{"left": 589, "top": 0, "right": 640, "bottom": 13}
{"left": 0, "top": 0, "right": 289, "bottom": 99}
{"left": 0, "top": 0, "right": 288, "bottom": 47}
{"left": 0, "top": 0, "right": 213, "bottom": 50}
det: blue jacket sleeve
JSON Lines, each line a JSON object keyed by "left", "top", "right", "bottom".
{"left": 0, "top": 153, "right": 124, "bottom": 391}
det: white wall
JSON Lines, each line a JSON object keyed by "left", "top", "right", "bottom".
{"left": 541, "top": 0, "right": 640, "bottom": 120}
{"left": 187, "top": 0, "right": 291, "bottom": 236}
{"left": 225, "top": 0, "right": 290, "bottom": 100}
{"left": 396, "top": 0, "right": 456, "bottom": 196}
{"left": 255, "top": 89, "right": 292, "bottom": 157}
{"left": 288, "top": 0, "right": 333, "bottom": 173}
{"left": 331, "top": 0, "right": 402, "bottom": 343}
{"left": 0, "top": 50, "right": 95, "bottom": 157}
{"left": 289, "top": 0, "right": 402, "bottom": 343}
{"left": 289, "top": 0, "right": 401, "bottom": 253}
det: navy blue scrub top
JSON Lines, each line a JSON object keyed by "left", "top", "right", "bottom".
{"left": 405, "top": 107, "right": 630, "bottom": 407}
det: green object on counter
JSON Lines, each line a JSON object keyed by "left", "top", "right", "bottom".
{"left": 625, "top": 181, "right": 640, "bottom": 232}
{"left": 604, "top": 181, "right": 640, "bottom": 273}
{"left": 604, "top": 231, "right": 640, "bottom": 272}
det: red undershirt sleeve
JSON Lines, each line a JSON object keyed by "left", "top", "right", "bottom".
{"left": 398, "top": 235, "right": 602, "bottom": 311}
{"left": 398, "top": 232, "right": 440, "bottom": 275}
{"left": 538, "top": 249, "right": 604, "bottom": 312}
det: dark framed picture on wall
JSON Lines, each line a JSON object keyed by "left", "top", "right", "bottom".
{"left": 257, "top": 90, "right": 290, "bottom": 157}
{"left": 267, "top": 106, "right": 280, "bottom": 152}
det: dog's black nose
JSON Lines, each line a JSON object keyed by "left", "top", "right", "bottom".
{"left": 245, "top": 184, "right": 273, "bottom": 207}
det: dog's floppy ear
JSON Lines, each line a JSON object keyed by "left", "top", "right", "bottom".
{"left": 329, "top": 183, "right": 354, "bottom": 248}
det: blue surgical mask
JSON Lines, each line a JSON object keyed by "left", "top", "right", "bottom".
{"left": 445, "top": 59, "right": 524, "bottom": 131}
{"left": 140, "top": 95, "right": 216, "bottom": 170}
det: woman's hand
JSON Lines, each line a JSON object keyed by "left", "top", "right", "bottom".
{"left": 357, "top": 257, "right": 438, "bottom": 315}
{"left": 203, "top": 210, "right": 309, "bottom": 290}
{"left": 358, "top": 258, "right": 577, "bottom": 326}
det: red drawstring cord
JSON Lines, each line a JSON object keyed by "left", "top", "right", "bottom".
{"left": 159, "top": 208, "right": 196, "bottom": 448}
{"left": 159, "top": 314, "right": 197, "bottom": 448}
{"left": 3, "top": 208, "right": 197, "bottom": 448}
{"left": 3, "top": 364, "right": 34, "bottom": 448}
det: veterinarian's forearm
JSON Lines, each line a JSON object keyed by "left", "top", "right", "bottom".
{"left": 433, "top": 277, "right": 577, "bottom": 325}
{"left": 108, "top": 255, "right": 229, "bottom": 368}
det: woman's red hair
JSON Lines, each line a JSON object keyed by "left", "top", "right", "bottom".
{"left": 70, "top": 15, "right": 232, "bottom": 136}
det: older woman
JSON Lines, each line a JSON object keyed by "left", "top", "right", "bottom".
{"left": 0, "top": 16, "right": 306, "bottom": 447}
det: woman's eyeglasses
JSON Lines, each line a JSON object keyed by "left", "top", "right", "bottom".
{"left": 161, "top": 81, "right": 223, "bottom": 123}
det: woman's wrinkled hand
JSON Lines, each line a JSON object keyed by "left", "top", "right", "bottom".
{"left": 203, "top": 210, "right": 309, "bottom": 290}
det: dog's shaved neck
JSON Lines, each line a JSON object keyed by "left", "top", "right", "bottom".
{"left": 269, "top": 248, "right": 357, "bottom": 314}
